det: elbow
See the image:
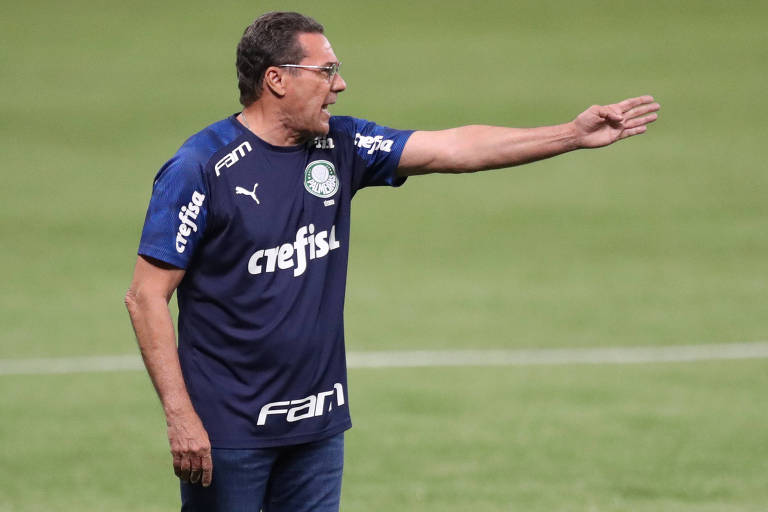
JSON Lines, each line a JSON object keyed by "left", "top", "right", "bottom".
{"left": 124, "top": 287, "right": 139, "bottom": 317}
{"left": 436, "top": 138, "right": 485, "bottom": 173}
{"left": 423, "top": 149, "right": 478, "bottom": 174}
{"left": 436, "top": 157, "right": 483, "bottom": 174}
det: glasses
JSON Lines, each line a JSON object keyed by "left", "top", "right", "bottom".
{"left": 277, "top": 62, "right": 341, "bottom": 83}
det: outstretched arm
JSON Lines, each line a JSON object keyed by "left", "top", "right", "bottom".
{"left": 124, "top": 256, "right": 213, "bottom": 488}
{"left": 397, "top": 95, "right": 659, "bottom": 176}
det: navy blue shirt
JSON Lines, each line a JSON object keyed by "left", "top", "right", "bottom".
{"left": 138, "top": 114, "right": 413, "bottom": 448}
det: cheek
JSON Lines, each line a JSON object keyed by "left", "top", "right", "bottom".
{"left": 304, "top": 94, "right": 324, "bottom": 117}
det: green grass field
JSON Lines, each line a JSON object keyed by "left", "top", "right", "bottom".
{"left": 2, "top": 0, "right": 767, "bottom": 510}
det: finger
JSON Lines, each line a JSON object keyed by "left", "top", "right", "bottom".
{"left": 624, "top": 102, "right": 660, "bottom": 119}
{"left": 173, "top": 452, "right": 183, "bottom": 479}
{"left": 619, "top": 125, "right": 648, "bottom": 139}
{"left": 189, "top": 455, "right": 202, "bottom": 484}
{"left": 623, "top": 112, "right": 658, "bottom": 129}
{"left": 201, "top": 454, "right": 213, "bottom": 488}
{"left": 179, "top": 453, "right": 191, "bottom": 482}
{"left": 616, "top": 95, "right": 655, "bottom": 113}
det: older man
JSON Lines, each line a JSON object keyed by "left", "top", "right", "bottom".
{"left": 125, "top": 11, "right": 659, "bottom": 512}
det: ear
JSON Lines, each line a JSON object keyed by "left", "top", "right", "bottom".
{"left": 264, "top": 67, "right": 287, "bottom": 97}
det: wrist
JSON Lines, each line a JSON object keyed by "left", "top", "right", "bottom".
{"left": 163, "top": 399, "right": 197, "bottom": 424}
{"left": 560, "top": 121, "right": 581, "bottom": 151}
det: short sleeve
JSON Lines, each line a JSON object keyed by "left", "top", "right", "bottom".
{"left": 137, "top": 154, "right": 209, "bottom": 269}
{"left": 335, "top": 117, "right": 413, "bottom": 192}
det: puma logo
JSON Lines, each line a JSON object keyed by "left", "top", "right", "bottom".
{"left": 235, "top": 183, "right": 260, "bottom": 204}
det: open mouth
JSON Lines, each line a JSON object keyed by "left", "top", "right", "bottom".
{"left": 322, "top": 99, "right": 336, "bottom": 116}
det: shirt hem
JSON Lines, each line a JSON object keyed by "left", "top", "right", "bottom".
{"left": 208, "top": 420, "right": 352, "bottom": 449}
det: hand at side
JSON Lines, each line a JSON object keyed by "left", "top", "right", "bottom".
{"left": 167, "top": 410, "right": 213, "bottom": 487}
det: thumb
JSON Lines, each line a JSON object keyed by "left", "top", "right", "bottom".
{"left": 598, "top": 106, "right": 623, "bottom": 123}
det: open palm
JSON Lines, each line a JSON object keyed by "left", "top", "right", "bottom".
{"left": 574, "top": 95, "right": 660, "bottom": 148}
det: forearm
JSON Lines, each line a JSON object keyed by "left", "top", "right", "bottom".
{"left": 400, "top": 122, "right": 579, "bottom": 175}
{"left": 125, "top": 265, "right": 212, "bottom": 487}
{"left": 398, "top": 96, "right": 659, "bottom": 175}
{"left": 125, "top": 289, "right": 196, "bottom": 421}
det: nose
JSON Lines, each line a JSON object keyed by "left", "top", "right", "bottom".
{"left": 332, "top": 72, "right": 346, "bottom": 93}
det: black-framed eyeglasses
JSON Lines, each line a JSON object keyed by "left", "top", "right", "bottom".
{"left": 277, "top": 62, "right": 341, "bottom": 83}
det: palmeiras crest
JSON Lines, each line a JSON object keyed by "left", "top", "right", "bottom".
{"left": 304, "top": 160, "right": 339, "bottom": 198}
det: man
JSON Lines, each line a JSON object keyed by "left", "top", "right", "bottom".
{"left": 125, "top": 11, "right": 659, "bottom": 512}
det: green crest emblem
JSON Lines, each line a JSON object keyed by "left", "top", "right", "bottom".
{"left": 304, "top": 160, "right": 339, "bottom": 198}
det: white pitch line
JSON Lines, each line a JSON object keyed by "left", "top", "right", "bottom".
{"left": 347, "top": 342, "right": 768, "bottom": 368}
{"left": 0, "top": 355, "right": 144, "bottom": 376}
{"left": 2, "top": 342, "right": 768, "bottom": 376}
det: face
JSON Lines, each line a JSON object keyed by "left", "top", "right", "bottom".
{"left": 280, "top": 32, "right": 346, "bottom": 139}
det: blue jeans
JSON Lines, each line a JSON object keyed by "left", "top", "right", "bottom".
{"left": 181, "top": 433, "right": 344, "bottom": 512}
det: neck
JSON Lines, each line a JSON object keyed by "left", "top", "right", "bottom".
{"left": 240, "top": 102, "right": 309, "bottom": 146}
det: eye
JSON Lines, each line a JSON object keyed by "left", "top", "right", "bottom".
{"left": 324, "top": 63, "right": 341, "bottom": 82}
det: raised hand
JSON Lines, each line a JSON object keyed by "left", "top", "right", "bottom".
{"left": 573, "top": 95, "right": 660, "bottom": 148}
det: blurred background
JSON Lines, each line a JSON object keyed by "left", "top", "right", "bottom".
{"left": 1, "top": 1, "right": 766, "bottom": 510}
